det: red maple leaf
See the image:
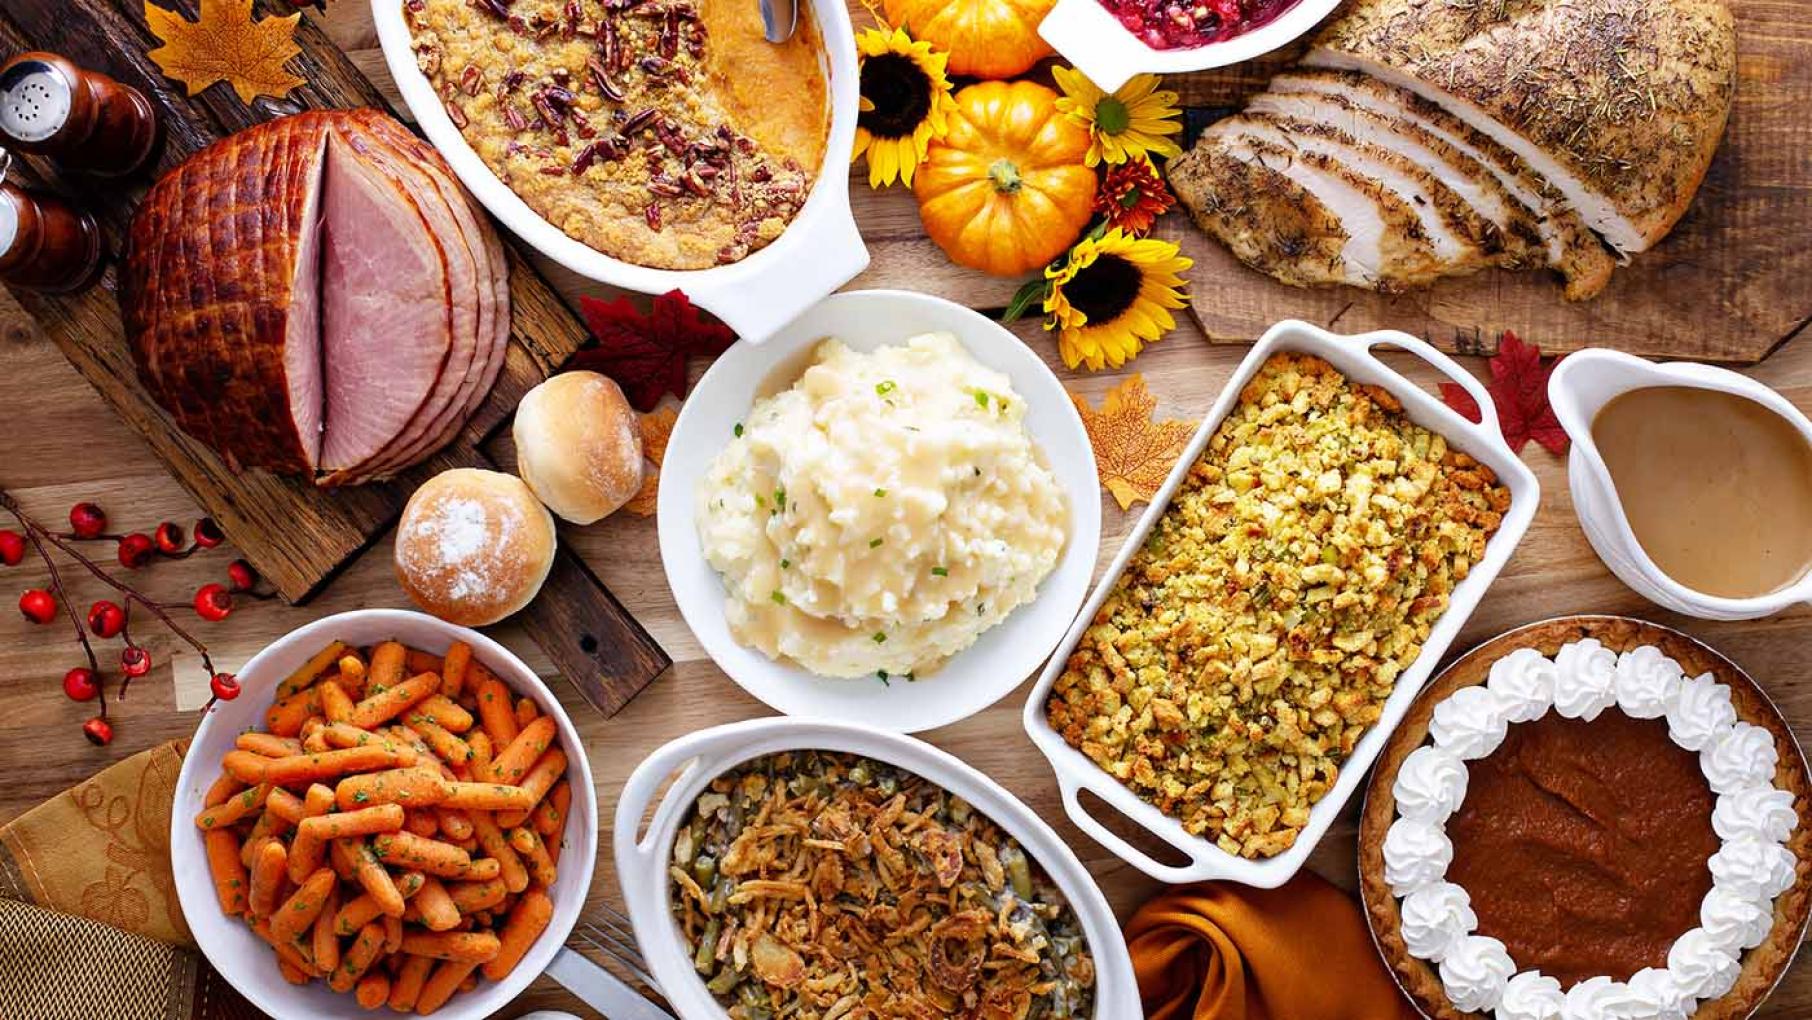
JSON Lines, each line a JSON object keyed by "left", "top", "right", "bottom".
{"left": 1439, "top": 331, "right": 1569, "bottom": 455}
{"left": 570, "top": 289, "right": 737, "bottom": 412}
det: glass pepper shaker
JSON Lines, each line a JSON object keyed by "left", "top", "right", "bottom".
{"left": 0, "top": 52, "right": 158, "bottom": 177}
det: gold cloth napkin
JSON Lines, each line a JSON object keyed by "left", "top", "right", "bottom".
{"left": 1126, "top": 871, "right": 1419, "bottom": 1020}
{"left": 0, "top": 740, "right": 261, "bottom": 1020}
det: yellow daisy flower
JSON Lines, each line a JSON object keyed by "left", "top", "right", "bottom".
{"left": 1045, "top": 229, "right": 1193, "bottom": 371}
{"left": 1052, "top": 66, "right": 1184, "bottom": 168}
{"left": 852, "top": 27, "right": 955, "bottom": 188}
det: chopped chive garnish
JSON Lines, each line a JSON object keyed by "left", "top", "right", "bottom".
{"left": 876, "top": 671, "right": 890, "bottom": 685}
{"left": 876, "top": 380, "right": 897, "bottom": 395}
{"left": 869, "top": 537, "right": 884, "bottom": 548}
{"left": 773, "top": 487, "right": 786, "bottom": 508}
{"left": 780, "top": 559, "right": 791, "bottom": 569}
{"left": 770, "top": 590, "right": 787, "bottom": 605}
{"left": 874, "top": 488, "right": 887, "bottom": 498}
{"left": 872, "top": 632, "right": 886, "bottom": 643}
{"left": 974, "top": 389, "right": 990, "bottom": 408}
{"left": 931, "top": 567, "right": 948, "bottom": 577}
{"left": 733, "top": 422, "right": 743, "bottom": 437}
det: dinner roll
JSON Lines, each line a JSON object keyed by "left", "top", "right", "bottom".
{"left": 512, "top": 371, "right": 644, "bottom": 524}
{"left": 394, "top": 469, "right": 557, "bottom": 626}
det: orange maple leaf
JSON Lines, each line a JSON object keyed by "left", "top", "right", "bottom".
{"left": 145, "top": 0, "right": 304, "bottom": 104}
{"left": 623, "top": 405, "right": 678, "bottom": 517}
{"left": 1067, "top": 374, "right": 1196, "bottom": 511}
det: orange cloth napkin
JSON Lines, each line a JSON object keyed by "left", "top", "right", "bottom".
{"left": 1127, "top": 871, "right": 1419, "bottom": 1020}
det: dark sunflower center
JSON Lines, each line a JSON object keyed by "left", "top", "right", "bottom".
{"left": 1066, "top": 254, "right": 1143, "bottom": 323}
{"left": 859, "top": 53, "right": 932, "bottom": 140}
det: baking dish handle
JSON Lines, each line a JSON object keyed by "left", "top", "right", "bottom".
{"left": 1357, "top": 331, "right": 1503, "bottom": 445}
{"left": 1053, "top": 760, "right": 1219, "bottom": 885}
{"left": 685, "top": 204, "right": 870, "bottom": 345}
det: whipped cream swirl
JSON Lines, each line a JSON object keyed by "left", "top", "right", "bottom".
{"left": 1383, "top": 817, "right": 1452, "bottom": 896}
{"left": 1440, "top": 934, "right": 1515, "bottom": 1013}
{"left": 1625, "top": 967, "right": 1693, "bottom": 1020}
{"left": 1560, "top": 976, "right": 1637, "bottom": 1019}
{"left": 1709, "top": 836, "right": 1797, "bottom": 900}
{"left": 1702, "top": 721, "right": 1779, "bottom": 795}
{"left": 1494, "top": 970, "right": 1564, "bottom": 1020}
{"left": 1667, "top": 672, "right": 1736, "bottom": 752}
{"left": 1430, "top": 686, "right": 1512, "bottom": 760}
{"left": 1487, "top": 647, "right": 1557, "bottom": 724}
{"left": 1399, "top": 881, "right": 1475, "bottom": 961}
{"left": 1394, "top": 745, "right": 1469, "bottom": 824}
{"left": 1666, "top": 928, "right": 1742, "bottom": 1000}
{"left": 1713, "top": 786, "right": 1799, "bottom": 844}
{"left": 1552, "top": 639, "right": 1617, "bottom": 721}
{"left": 1613, "top": 645, "right": 1682, "bottom": 719}
{"left": 1700, "top": 884, "right": 1774, "bottom": 953}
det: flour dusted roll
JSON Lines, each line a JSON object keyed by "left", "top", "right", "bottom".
{"left": 394, "top": 468, "right": 556, "bottom": 625}
{"left": 512, "top": 371, "right": 643, "bottom": 524}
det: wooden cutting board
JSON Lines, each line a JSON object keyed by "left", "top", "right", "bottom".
{"left": 0, "top": 0, "right": 669, "bottom": 716}
{"left": 1151, "top": 0, "right": 1812, "bottom": 363}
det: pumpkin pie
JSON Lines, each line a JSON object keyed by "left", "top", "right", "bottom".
{"left": 1359, "top": 617, "right": 1812, "bottom": 1019}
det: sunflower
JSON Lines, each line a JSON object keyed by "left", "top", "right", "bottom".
{"left": 852, "top": 27, "right": 954, "bottom": 188}
{"left": 1052, "top": 67, "right": 1183, "bottom": 168}
{"left": 1044, "top": 229, "right": 1192, "bottom": 371}
{"left": 1095, "top": 157, "right": 1176, "bottom": 235}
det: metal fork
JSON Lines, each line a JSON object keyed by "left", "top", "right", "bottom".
{"left": 547, "top": 900, "right": 676, "bottom": 1020}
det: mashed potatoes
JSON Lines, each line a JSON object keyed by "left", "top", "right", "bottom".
{"left": 696, "top": 332, "right": 1068, "bottom": 679}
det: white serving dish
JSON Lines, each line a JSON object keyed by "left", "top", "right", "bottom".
{"left": 1022, "top": 319, "right": 1540, "bottom": 886}
{"left": 1038, "top": 0, "right": 1343, "bottom": 92}
{"left": 169, "top": 609, "right": 597, "bottom": 1020}
{"left": 371, "top": 0, "right": 868, "bottom": 343}
{"left": 657, "top": 289, "right": 1102, "bottom": 733}
{"left": 1550, "top": 348, "right": 1812, "bottom": 620}
{"left": 612, "top": 717, "right": 1140, "bottom": 1019}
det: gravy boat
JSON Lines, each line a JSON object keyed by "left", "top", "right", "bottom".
{"left": 1549, "top": 349, "right": 1812, "bottom": 620}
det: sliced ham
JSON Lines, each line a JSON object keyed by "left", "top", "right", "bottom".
{"left": 1305, "top": 0, "right": 1736, "bottom": 254}
{"left": 124, "top": 109, "right": 510, "bottom": 483}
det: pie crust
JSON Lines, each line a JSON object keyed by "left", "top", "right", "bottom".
{"left": 1358, "top": 616, "right": 1812, "bottom": 1019}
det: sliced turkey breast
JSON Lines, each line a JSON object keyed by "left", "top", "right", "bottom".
{"left": 1175, "top": 127, "right": 1449, "bottom": 289}
{"left": 1215, "top": 113, "right": 1497, "bottom": 271}
{"left": 1165, "top": 141, "right": 1355, "bottom": 289}
{"left": 1306, "top": 0, "right": 1736, "bottom": 255}
{"left": 316, "top": 131, "right": 454, "bottom": 473}
{"left": 1268, "top": 69, "right": 1616, "bottom": 299}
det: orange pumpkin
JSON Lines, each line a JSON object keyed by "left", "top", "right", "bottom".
{"left": 914, "top": 81, "right": 1097, "bottom": 278}
{"left": 883, "top": 0, "right": 1056, "bottom": 80}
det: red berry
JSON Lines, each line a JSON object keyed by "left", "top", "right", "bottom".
{"left": 82, "top": 715, "right": 113, "bottom": 746}
{"left": 193, "top": 583, "right": 233, "bottom": 622}
{"left": 0, "top": 529, "right": 23, "bottom": 566}
{"left": 86, "top": 599, "right": 126, "bottom": 639}
{"left": 63, "top": 667, "right": 99, "bottom": 702}
{"left": 18, "top": 588, "right": 55, "bottom": 624}
{"left": 68, "top": 502, "right": 107, "bottom": 539}
{"left": 154, "top": 520, "right": 186, "bottom": 555}
{"left": 226, "top": 559, "right": 258, "bottom": 592}
{"left": 117, "top": 533, "right": 154, "bottom": 569}
{"left": 193, "top": 517, "right": 225, "bottom": 549}
{"left": 210, "top": 672, "right": 241, "bottom": 701}
{"left": 120, "top": 645, "right": 152, "bottom": 678}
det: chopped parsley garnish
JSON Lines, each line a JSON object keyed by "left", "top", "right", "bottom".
{"left": 874, "top": 488, "right": 887, "bottom": 498}
{"left": 773, "top": 487, "right": 786, "bottom": 508}
{"left": 872, "top": 632, "right": 886, "bottom": 643}
{"left": 876, "top": 671, "right": 891, "bottom": 685}
{"left": 733, "top": 422, "right": 743, "bottom": 437}
{"left": 974, "top": 389, "right": 990, "bottom": 408}
{"left": 876, "top": 380, "right": 897, "bottom": 395}
{"left": 780, "top": 559, "right": 791, "bottom": 569}
{"left": 770, "top": 590, "right": 787, "bottom": 605}
{"left": 931, "top": 566, "right": 948, "bottom": 577}
{"left": 869, "top": 538, "right": 884, "bottom": 548}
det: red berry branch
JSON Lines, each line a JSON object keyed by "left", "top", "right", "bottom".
{"left": 0, "top": 489, "right": 259, "bottom": 744}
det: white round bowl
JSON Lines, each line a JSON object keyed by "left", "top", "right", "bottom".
{"left": 169, "top": 609, "right": 598, "bottom": 1020}
{"left": 1039, "top": 0, "right": 1343, "bottom": 92}
{"left": 613, "top": 717, "right": 1141, "bottom": 1020}
{"left": 370, "top": 0, "right": 869, "bottom": 343}
{"left": 656, "top": 290, "right": 1102, "bottom": 733}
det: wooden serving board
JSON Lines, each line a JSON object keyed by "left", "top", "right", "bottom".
{"left": 0, "top": 0, "right": 669, "bottom": 715}
{"left": 1149, "top": 0, "right": 1812, "bottom": 363}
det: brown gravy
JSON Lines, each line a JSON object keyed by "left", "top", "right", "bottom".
{"left": 1593, "top": 386, "right": 1812, "bottom": 598}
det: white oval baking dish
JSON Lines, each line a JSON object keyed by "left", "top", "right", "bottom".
{"left": 1550, "top": 349, "right": 1812, "bottom": 620}
{"left": 169, "top": 609, "right": 598, "bottom": 1020}
{"left": 1038, "top": 0, "right": 1343, "bottom": 92}
{"left": 371, "top": 0, "right": 868, "bottom": 343}
{"left": 1022, "top": 319, "right": 1541, "bottom": 887}
{"left": 613, "top": 717, "right": 1141, "bottom": 1019}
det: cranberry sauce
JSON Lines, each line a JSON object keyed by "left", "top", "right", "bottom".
{"left": 1098, "top": 0, "right": 1301, "bottom": 50}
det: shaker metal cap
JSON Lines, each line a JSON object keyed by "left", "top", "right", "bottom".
{"left": 0, "top": 57, "right": 72, "bottom": 144}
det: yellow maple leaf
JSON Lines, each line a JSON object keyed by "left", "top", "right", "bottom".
{"left": 1067, "top": 374, "right": 1197, "bottom": 511}
{"left": 145, "top": 0, "right": 304, "bottom": 104}
{"left": 623, "top": 405, "right": 678, "bottom": 517}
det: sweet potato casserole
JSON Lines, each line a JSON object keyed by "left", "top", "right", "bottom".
{"left": 668, "top": 751, "right": 1097, "bottom": 1018}
{"left": 1045, "top": 353, "right": 1510, "bottom": 860}
{"left": 405, "top": 0, "right": 829, "bottom": 269}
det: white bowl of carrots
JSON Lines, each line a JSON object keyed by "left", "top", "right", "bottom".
{"left": 169, "top": 608, "right": 596, "bottom": 1018}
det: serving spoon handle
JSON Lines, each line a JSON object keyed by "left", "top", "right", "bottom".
{"left": 759, "top": 0, "right": 798, "bottom": 42}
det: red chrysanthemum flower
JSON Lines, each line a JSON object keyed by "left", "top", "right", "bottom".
{"left": 1094, "top": 158, "right": 1176, "bottom": 235}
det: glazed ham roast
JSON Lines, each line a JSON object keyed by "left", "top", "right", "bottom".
{"left": 1167, "top": 0, "right": 1735, "bottom": 297}
{"left": 124, "top": 108, "right": 509, "bottom": 485}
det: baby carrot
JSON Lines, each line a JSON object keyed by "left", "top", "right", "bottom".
{"left": 312, "top": 886, "right": 341, "bottom": 975}
{"left": 449, "top": 857, "right": 501, "bottom": 883}
{"left": 221, "top": 751, "right": 274, "bottom": 785}
{"left": 467, "top": 731, "right": 495, "bottom": 783}
{"left": 271, "top": 867, "right": 336, "bottom": 942}
{"left": 367, "top": 641, "right": 407, "bottom": 693}
{"left": 248, "top": 839, "right": 287, "bottom": 917}
{"left": 371, "top": 831, "right": 472, "bottom": 878}
{"left": 202, "top": 772, "right": 246, "bottom": 808}
{"left": 278, "top": 960, "right": 310, "bottom": 985}
{"left": 235, "top": 732, "right": 302, "bottom": 758}
{"left": 277, "top": 641, "right": 348, "bottom": 701}
{"left": 254, "top": 917, "right": 321, "bottom": 978}
{"left": 194, "top": 782, "right": 269, "bottom": 830}
{"left": 336, "top": 767, "right": 450, "bottom": 810}
{"left": 438, "top": 642, "right": 472, "bottom": 698}
{"left": 265, "top": 786, "right": 307, "bottom": 825}
{"left": 470, "top": 812, "right": 529, "bottom": 893}
{"left": 405, "top": 809, "right": 440, "bottom": 838}
{"left": 343, "top": 839, "right": 406, "bottom": 918}
{"left": 330, "top": 921, "right": 386, "bottom": 993}
{"left": 387, "top": 954, "right": 435, "bottom": 1012}
{"left": 507, "top": 826, "right": 557, "bottom": 888}
{"left": 473, "top": 676, "right": 519, "bottom": 748}
{"left": 399, "top": 930, "right": 501, "bottom": 963}
{"left": 264, "top": 687, "right": 322, "bottom": 737}
{"left": 204, "top": 828, "right": 248, "bottom": 916}
{"left": 237, "top": 810, "right": 293, "bottom": 868}
{"left": 258, "top": 745, "right": 418, "bottom": 787}
{"left": 414, "top": 960, "right": 479, "bottom": 1015}
{"left": 435, "top": 807, "right": 475, "bottom": 842}
{"left": 318, "top": 678, "right": 354, "bottom": 725}
{"left": 441, "top": 781, "right": 536, "bottom": 814}
{"left": 532, "top": 779, "right": 570, "bottom": 839}
{"left": 447, "top": 877, "right": 506, "bottom": 915}
{"left": 337, "top": 653, "right": 368, "bottom": 700}
{"left": 413, "top": 876, "right": 462, "bottom": 932}
{"left": 384, "top": 913, "right": 404, "bottom": 955}
{"left": 489, "top": 717, "right": 556, "bottom": 785}
{"left": 496, "top": 749, "right": 567, "bottom": 828}
{"left": 513, "top": 697, "right": 538, "bottom": 728}
{"left": 355, "top": 971, "right": 390, "bottom": 1010}
{"left": 350, "top": 673, "right": 441, "bottom": 729}
{"left": 407, "top": 716, "right": 472, "bottom": 767}
{"left": 404, "top": 648, "right": 444, "bottom": 677}
{"left": 318, "top": 722, "right": 411, "bottom": 755}
{"left": 413, "top": 693, "right": 475, "bottom": 733}
{"left": 482, "top": 890, "right": 553, "bottom": 982}
{"left": 291, "top": 805, "right": 403, "bottom": 884}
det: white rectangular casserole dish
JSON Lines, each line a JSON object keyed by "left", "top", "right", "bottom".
{"left": 1022, "top": 319, "right": 1540, "bottom": 887}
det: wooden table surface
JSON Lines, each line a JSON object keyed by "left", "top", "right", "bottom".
{"left": 3, "top": 4, "right": 1811, "bottom": 1017}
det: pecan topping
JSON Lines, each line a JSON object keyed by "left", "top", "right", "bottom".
{"left": 645, "top": 202, "right": 662, "bottom": 230}
{"left": 586, "top": 56, "right": 625, "bottom": 102}
{"left": 503, "top": 105, "right": 528, "bottom": 132}
{"left": 473, "top": 0, "right": 509, "bottom": 18}
{"left": 621, "top": 107, "right": 658, "bottom": 135}
{"left": 459, "top": 64, "right": 483, "bottom": 96}
{"left": 447, "top": 103, "right": 469, "bottom": 129}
